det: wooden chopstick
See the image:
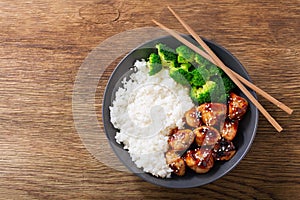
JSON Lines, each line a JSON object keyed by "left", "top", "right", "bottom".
{"left": 167, "top": 6, "right": 293, "bottom": 115}
{"left": 152, "top": 19, "right": 283, "bottom": 132}
{"left": 230, "top": 70, "right": 293, "bottom": 114}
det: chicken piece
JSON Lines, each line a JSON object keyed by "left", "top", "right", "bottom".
{"left": 168, "top": 126, "right": 179, "bottom": 136}
{"left": 197, "top": 103, "right": 227, "bottom": 127}
{"left": 168, "top": 129, "right": 195, "bottom": 151}
{"left": 228, "top": 92, "right": 248, "bottom": 120}
{"left": 184, "top": 107, "right": 202, "bottom": 128}
{"left": 194, "top": 126, "right": 221, "bottom": 147}
{"left": 165, "top": 151, "right": 186, "bottom": 176}
{"left": 213, "top": 137, "right": 236, "bottom": 161}
{"left": 185, "top": 148, "right": 214, "bottom": 174}
{"left": 220, "top": 118, "right": 239, "bottom": 141}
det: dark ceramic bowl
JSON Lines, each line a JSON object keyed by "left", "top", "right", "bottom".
{"left": 102, "top": 35, "right": 258, "bottom": 188}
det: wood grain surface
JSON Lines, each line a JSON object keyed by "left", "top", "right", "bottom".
{"left": 1, "top": 0, "right": 299, "bottom": 199}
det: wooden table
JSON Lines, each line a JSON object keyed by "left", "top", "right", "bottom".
{"left": 1, "top": 0, "right": 299, "bottom": 199}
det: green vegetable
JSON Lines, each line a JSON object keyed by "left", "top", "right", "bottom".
{"left": 208, "top": 64, "right": 236, "bottom": 94}
{"left": 147, "top": 53, "right": 162, "bottom": 76}
{"left": 194, "top": 53, "right": 210, "bottom": 66}
{"left": 155, "top": 43, "right": 178, "bottom": 68}
{"left": 190, "top": 81, "right": 219, "bottom": 104}
{"left": 176, "top": 45, "right": 195, "bottom": 63}
{"left": 180, "top": 63, "right": 191, "bottom": 71}
{"left": 177, "top": 55, "right": 188, "bottom": 64}
{"left": 192, "top": 55, "right": 235, "bottom": 104}
{"left": 211, "top": 73, "right": 236, "bottom": 94}
{"left": 169, "top": 63, "right": 192, "bottom": 86}
{"left": 207, "top": 64, "right": 223, "bottom": 77}
{"left": 190, "top": 67, "right": 206, "bottom": 87}
{"left": 149, "top": 43, "right": 237, "bottom": 104}
{"left": 195, "top": 53, "right": 237, "bottom": 95}
{"left": 222, "top": 75, "right": 236, "bottom": 93}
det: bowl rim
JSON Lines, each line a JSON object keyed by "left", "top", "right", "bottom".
{"left": 102, "top": 34, "right": 258, "bottom": 188}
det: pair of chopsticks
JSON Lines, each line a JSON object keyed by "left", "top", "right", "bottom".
{"left": 152, "top": 6, "right": 293, "bottom": 132}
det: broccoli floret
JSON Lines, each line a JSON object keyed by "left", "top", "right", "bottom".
{"left": 221, "top": 75, "right": 236, "bottom": 93}
{"left": 190, "top": 81, "right": 219, "bottom": 104}
{"left": 176, "top": 45, "right": 195, "bottom": 63}
{"left": 190, "top": 68, "right": 206, "bottom": 87}
{"left": 196, "top": 65, "right": 211, "bottom": 81}
{"left": 195, "top": 55, "right": 237, "bottom": 94}
{"left": 194, "top": 53, "right": 210, "bottom": 66}
{"left": 155, "top": 43, "right": 177, "bottom": 68}
{"left": 169, "top": 63, "right": 192, "bottom": 86}
{"left": 209, "top": 71, "right": 236, "bottom": 103}
{"left": 152, "top": 43, "right": 236, "bottom": 103}
{"left": 177, "top": 55, "right": 189, "bottom": 64}
{"left": 207, "top": 64, "right": 223, "bottom": 77}
{"left": 180, "top": 63, "right": 191, "bottom": 71}
{"left": 209, "top": 66, "right": 236, "bottom": 94}
{"left": 147, "top": 53, "right": 162, "bottom": 76}
{"left": 169, "top": 68, "right": 190, "bottom": 86}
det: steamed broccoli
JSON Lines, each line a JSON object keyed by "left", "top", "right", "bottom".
{"left": 151, "top": 43, "right": 237, "bottom": 104}
{"left": 155, "top": 43, "right": 177, "bottom": 68}
{"left": 177, "top": 55, "right": 188, "bottom": 64}
{"left": 208, "top": 65, "right": 236, "bottom": 94}
{"left": 207, "top": 64, "right": 223, "bottom": 77}
{"left": 195, "top": 53, "right": 237, "bottom": 94}
{"left": 195, "top": 65, "right": 211, "bottom": 81}
{"left": 169, "top": 63, "right": 192, "bottom": 86}
{"left": 180, "top": 63, "right": 191, "bottom": 71}
{"left": 194, "top": 53, "right": 210, "bottom": 66}
{"left": 190, "top": 81, "right": 219, "bottom": 104}
{"left": 176, "top": 45, "right": 195, "bottom": 63}
{"left": 147, "top": 53, "right": 162, "bottom": 76}
{"left": 190, "top": 68, "right": 206, "bottom": 87}
{"left": 217, "top": 74, "right": 236, "bottom": 94}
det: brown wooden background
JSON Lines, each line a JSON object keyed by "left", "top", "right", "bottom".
{"left": 1, "top": 0, "right": 299, "bottom": 199}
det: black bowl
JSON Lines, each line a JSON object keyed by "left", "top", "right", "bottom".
{"left": 102, "top": 35, "right": 258, "bottom": 188}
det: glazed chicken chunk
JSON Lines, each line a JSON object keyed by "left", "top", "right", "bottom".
{"left": 220, "top": 118, "right": 239, "bottom": 141}
{"left": 197, "top": 103, "right": 227, "bottom": 127}
{"left": 213, "top": 137, "right": 236, "bottom": 161}
{"left": 194, "top": 126, "right": 221, "bottom": 147}
{"left": 165, "top": 151, "right": 186, "bottom": 176}
{"left": 165, "top": 92, "right": 248, "bottom": 177}
{"left": 168, "top": 129, "right": 195, "bottom": 151}
{"left": 228, "top": 92, "right": 248, "bottom": 120}
{"left": 184, "top": 107, "right": 202, "bottom": 128}
{"left": 185, "top": 148, "right": 214, "bottom": 174}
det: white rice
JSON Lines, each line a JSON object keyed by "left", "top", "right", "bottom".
{"left": 109, "top": 60, "right": 194, "bottom": 178}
